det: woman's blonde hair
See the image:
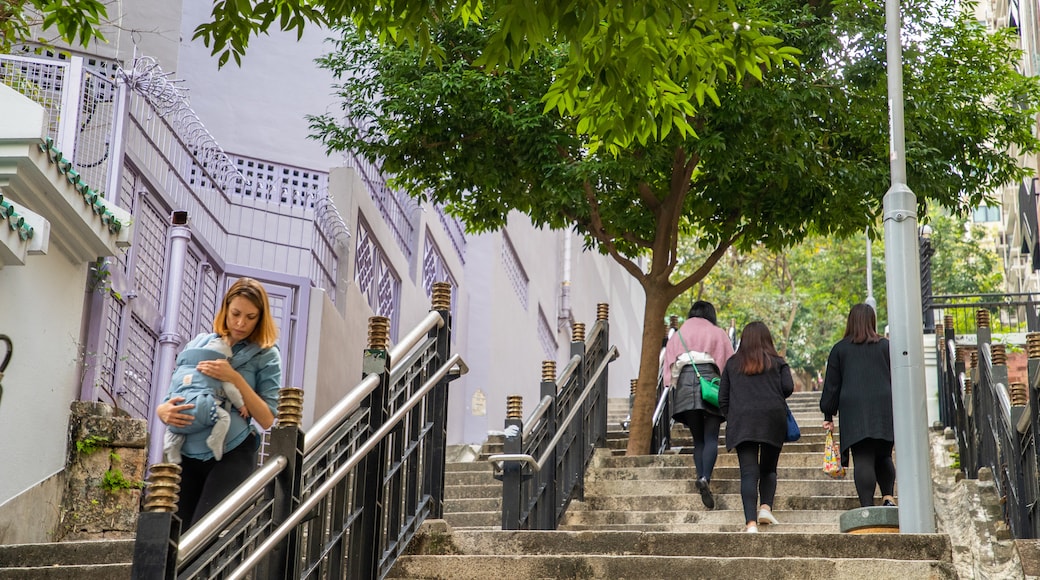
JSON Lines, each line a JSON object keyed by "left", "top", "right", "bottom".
{"left": 213, "top": 277, "right": 279, "bottom": 349}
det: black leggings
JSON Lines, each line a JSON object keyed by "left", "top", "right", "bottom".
{"left": 675, "top": 410, "right": 722, "bottom": 482}
{"left": 735, "top": 442, "right": 782, "bottom": 525}
{"left": 850, "top": 438, "right": 896, "bottom": 507}
{"left": 175, "top": 433, "right": 258, "bottom": 528}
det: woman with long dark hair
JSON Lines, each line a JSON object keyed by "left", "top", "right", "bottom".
{"left": 719, "top": 321, "right": 794, "bottom": 533}
{"left": 820, "top": 304, "right": 896, "bottom": 508}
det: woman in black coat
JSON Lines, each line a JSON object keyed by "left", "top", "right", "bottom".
{"left": 820, "top": 303, "right": 896, "bottom": 508}
{"left": 719, "top": 322, "right": 794, "bottom": 533}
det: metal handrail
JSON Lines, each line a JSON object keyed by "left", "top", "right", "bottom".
{"left": 304, "top": 310, "right": 444, "bottom": 454}
{"left": 177, "top": 455, "right": 288, "bottom": 564}
{"left": 554, "top": 354, "right": 582, "bottom": 394}
{"left": 651, "top": 385, "right": 672, "bottom": 426}
{"left": 487, "top": 345, "right": 617, "bottom": 472}
{"left": 522, "top": 395, "right": 555, "bottom": 440}
{"left": 226, "top": 353, "right": 466, "bottom": 580}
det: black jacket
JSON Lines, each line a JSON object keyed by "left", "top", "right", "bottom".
{"left": 819, "top": 337, "right": 893, "bottom": 454}
{"left": 719, "top": 355, "right": 794, "bottom": 451}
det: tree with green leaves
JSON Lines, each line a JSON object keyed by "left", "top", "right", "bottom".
{"left": 310, "top": 0, "right": 1039, "bottom": 454}
{"left": 0, "top": 0, "right": 108, "bottom": 52}
{"left": 674, "top": 205, "right": 1004, "bottom": 380}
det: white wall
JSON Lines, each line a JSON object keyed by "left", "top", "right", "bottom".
{"left": 0, "top": 253, "right": 90, "bottom": 505}
{"left": 174, "top": 4, "right": 339, "bottom": 171}
{"left": 451, "top": 215, "right": 645, "bottom": 443}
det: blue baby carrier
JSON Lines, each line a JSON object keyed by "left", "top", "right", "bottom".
{"left": 166, "top": 334, "right": 261, "bottom": 435}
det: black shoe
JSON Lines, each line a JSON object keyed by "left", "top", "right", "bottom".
{"left": 882, "top": 499, "right": 896, "bottom": 507}
{"left": 696, "top": 477, "right": 715, "bottom": 510}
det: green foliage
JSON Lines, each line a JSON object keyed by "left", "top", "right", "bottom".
{"left": 75, "top": 434, "right": 109, "bottom": 455}
{"left": 309, "top": 0, "right": 1040, "bottom": 452}
{"left": 88, "top": 257, "right": 122, "bottom": 300}
{"left": 673, "top": 206, "right": 1003, "bottom": 374}
{"left": 197, "top": 0, "right": 797, "bottom": 149}
{"left": 0, "top": 0, "right": 107, "bottom": 53}
{"left": 927, "top": 211, "right": 1003, "bottom": 296}
{"left": 100, "top": 451, "right": 142, "bottom": 492}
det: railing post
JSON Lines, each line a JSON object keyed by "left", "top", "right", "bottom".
{"left": 348, "top": 316, "right": 392, "bottom": 580}
{"left": 1027, "top": 333, "right": 1040, "bottom": 537}
{"left": 537, "top": 361, "right": 558, "bottom": 530}
{"left": 568, "top": 322, "right": 587, "bottom": 507}
{"left": 501, "top": 395, "right": 524, "bottom": 530}
{"left": 937, "top": 318, "right": 952, "bottom": 427}
{"left": 425, "top": 282, "right": 453, "bottom": 518}
{"left": 975, "top": 310, "right": 990, "bottom": 470}
{"left": 131, "top": 463, "right": 182, "bottom": 580}
{"left": 593, "top": 303, "right": 610, "bottom": 447}
{"left": 260, "top": 388, "right": 305, "bottom": 579}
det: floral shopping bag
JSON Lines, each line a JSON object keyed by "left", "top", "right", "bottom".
{"left": 823, "top": 429, "right": 846, "bottom": 478}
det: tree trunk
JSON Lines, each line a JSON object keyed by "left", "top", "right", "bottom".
{"left": 625, "top": 286, "right": 673, "bottom": 455}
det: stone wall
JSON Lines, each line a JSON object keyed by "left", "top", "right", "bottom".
{"left": 57, "top": 402, "right": 148, "bottom": 541}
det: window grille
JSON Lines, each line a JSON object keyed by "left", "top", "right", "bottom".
{"left": 501, "top": 232, "right": 529, "bottom": 309}
{"left": 422, "top": 231, "right": 458, "bottom": 320}
{"left": 227, "top": 152, "right": 328, "bottom": 208}
{"left": 538, "top": 306, "right": 558, "bottom": 361}
{"left": 134, "top": 200, "right": 168, "bottom": 312}
{"left": 434, "top": 203, "right": 466, "bottom": 264}
{"left": 355, "top": 217, "right": 401, "bottom": 340}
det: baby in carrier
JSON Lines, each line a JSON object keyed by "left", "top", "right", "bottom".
{"left": 163, "top": 335, "right": 249, "bottom": 463}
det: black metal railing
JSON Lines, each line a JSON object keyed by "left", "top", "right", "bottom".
{"left": 649, "top": 346, "right": 672, "bottom": 455}
{"left": 131, "top": 283, "right": 467, "bottom": 579}
{"left": 488, "top": 306, "right": 617, "bottom": 530}
{"left": 936, "top": 308, "right": 1040, "bottom": 539}
{"left": 930, "top": 292, "right": 1040, "bottom": 337}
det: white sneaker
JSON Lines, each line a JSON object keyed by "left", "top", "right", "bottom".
{"left": 758, "top": 508, "right": 780, "bottom": 525}
{"left": 745, "top": 524, "right": 759, "bottom": 533}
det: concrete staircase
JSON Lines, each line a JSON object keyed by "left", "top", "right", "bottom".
{"left": 389, "top": 391, "right": 961, "bottom": 579}
{"left": 4, "top": 392, "right": 1029, "bottom": 578}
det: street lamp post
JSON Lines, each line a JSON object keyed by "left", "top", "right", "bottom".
{"left": 883, "top": 0, "right": 936, "bottom": 532}
{"left": 920, "top": 224, "right": 935, "bottom": 334}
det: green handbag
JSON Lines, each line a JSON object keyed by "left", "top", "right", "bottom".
{"left": 677, "top": 332, "right": 720, "bottom": 407}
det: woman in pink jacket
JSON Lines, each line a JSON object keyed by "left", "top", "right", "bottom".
{"left": 662, "top": 300, "right": 734, "bottom": 509}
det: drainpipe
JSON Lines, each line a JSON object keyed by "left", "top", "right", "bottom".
{"left": 147, "top": 210, "right": 191, "bottom": 464}
{"left": 558, "top": 232, "right": 573, "bottom": 331}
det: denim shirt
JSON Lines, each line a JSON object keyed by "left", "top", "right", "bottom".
{"left": 167, "top": 333, "right": 282, "bottom": 460}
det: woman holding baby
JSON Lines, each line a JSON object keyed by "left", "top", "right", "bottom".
{"left": 156, "top": 277, "right": 282, "bottom": 528}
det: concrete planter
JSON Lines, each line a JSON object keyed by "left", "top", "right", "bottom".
{"left": 57, "top": 401, "right": 148, "bottom": 541}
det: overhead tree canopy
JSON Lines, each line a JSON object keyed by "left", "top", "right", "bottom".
{"left": 194, "top": 0, "right": 798, "bottom": 150}
{"left": 310, "top": 0, "right": 1039, "bottom": 454}
{"left": 0, "top": 0, "right": 108, "bottom": 52}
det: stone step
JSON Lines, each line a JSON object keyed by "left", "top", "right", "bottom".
{"left": 444, "top": 484, "right": 500, "bottom": 500}
{"left": 587, "top": 465, "right": 840, "bottom": 481}
{"left": 584, "top": 477, "right": 857, "bottom": 497}
{"left": 560, "top": 507, "right": 848, "bottom": 527}
{"left": 0, "top": 563, "right": 131, "bottom": 580}
{"left": 389, "top": 530, "right": 955, "bottom": 579}
{"left": 403, "top": 529, "right": 951, "bottom": 560}
{"left": 567, "top": 492, "right": 862, "bottom": 512}
{"left": 0, "top": 540, "right": 134, "bottom": 580}
{"left": 599, "top": 452, "right": 839, "bottom": 469}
